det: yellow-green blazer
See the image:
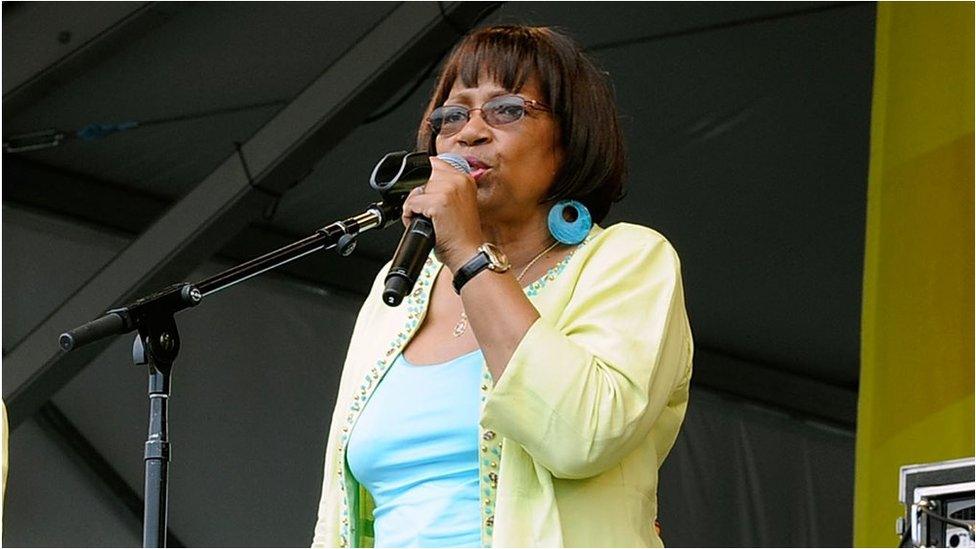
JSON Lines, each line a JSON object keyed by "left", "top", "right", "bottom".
{"left": 312, "top": 223, "right": 693, "bottom": 547}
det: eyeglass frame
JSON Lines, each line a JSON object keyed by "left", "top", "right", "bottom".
{"left": 427, "top": 94, "right": 552, "bottom": 137}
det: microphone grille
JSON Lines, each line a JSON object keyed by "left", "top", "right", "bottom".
{"left": 437, "top": 153, "right": 471, "bottom": 174}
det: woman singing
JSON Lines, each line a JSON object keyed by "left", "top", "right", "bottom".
{"left": 313, "top": 25, "right": 693, "bottom": 548}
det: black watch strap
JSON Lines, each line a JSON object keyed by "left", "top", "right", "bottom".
{"left": 453, "top": 251, "right": 490, "bottom": 294}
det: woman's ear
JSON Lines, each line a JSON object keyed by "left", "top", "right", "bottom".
{"left": 550, "top": 127, "right": 565, "bottom": 177}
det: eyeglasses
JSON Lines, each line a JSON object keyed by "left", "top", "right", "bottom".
{"left": 428, "top": 95, "right": 551, "bottom": 137}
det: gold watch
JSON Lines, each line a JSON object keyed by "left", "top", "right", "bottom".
{"left": 452, "top": 243, "right": 510, "bottom": 294}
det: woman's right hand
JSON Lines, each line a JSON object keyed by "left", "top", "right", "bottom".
{"left": 400, "top": 157, "right": 485, "bottom": 273}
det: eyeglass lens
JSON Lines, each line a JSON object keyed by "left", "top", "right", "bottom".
{"left": 430, "top": 96, "right": 527, "bottom": 136}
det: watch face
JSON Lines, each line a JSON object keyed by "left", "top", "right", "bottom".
{"left": 480, "top": 243, "right": 511, "bottom": 272}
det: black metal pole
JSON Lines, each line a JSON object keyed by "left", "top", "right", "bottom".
{"left": 133, "top": 317, "right": 178, "bottom": 548}
{"left": 143, "top": 363, "right": 171, "bottom": 547}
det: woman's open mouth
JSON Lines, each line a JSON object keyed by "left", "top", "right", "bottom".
{"left": 471, "top": 167, "right": 489, "bottom": 181}
{"left": 464, "top": 156, "right": 491, "bottom": 182}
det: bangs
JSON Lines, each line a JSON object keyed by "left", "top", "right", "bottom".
{"left": 441, "top": 27, "right": 564, "bottom": 103}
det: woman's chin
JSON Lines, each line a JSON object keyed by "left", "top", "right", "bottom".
{"left": 475, "top": 186, "right": 501, "bottom": 217}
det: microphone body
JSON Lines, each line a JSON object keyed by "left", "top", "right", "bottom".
{"left": 383, "top": 217, "right": 436, "bottom": 305}
{"left": 381, "top": 153, "right": 470, "bottom": 306}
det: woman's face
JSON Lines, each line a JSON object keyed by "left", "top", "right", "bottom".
{"left": 435, "top": 74, "right": 563, "bottom": 225}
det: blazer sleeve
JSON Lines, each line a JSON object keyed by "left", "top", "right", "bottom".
{"left": 481, "top": 228, "right": 693, "bottom": 479}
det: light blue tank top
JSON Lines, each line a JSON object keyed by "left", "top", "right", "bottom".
{"left": 346, "top": 349, "right": 484, "bottom": 548}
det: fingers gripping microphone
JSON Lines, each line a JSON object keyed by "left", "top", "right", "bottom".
{"left": 382, "top": 153, "right": 470, "bottom": 306}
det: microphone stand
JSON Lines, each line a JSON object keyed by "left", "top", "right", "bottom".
{"left": 59, "top": 200, "right": 402, "bottom": 547}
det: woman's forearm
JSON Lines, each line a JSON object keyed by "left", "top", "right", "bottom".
{"left": 458, "top": 268, "right": 540, "bottom": 383}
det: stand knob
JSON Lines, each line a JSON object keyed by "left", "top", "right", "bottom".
{"left": 337, "top": 234, "right": 357, "bottom": 256}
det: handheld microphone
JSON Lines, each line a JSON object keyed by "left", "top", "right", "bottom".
{"left": 379, "top": 152, "right": 470, "bottom": 306}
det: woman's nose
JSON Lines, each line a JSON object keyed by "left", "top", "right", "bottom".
{"left": 455, "top": 109, "right": 492, "bottom": 146}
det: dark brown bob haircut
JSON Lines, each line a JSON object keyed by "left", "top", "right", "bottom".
{"left": 416, "top": 25, "right": 626, "bottom": 224}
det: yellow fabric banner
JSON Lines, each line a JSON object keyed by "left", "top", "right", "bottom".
{"left": 854, "top": 2, "right": 975, "bottom": 546}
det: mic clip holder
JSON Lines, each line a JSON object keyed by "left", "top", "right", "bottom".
{"left": 369, "top": 150, "right": 435, "bottom": 206}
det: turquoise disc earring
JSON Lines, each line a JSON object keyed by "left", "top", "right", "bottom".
{"left": 547, "top": 200, "right": 592, "bottom": 245}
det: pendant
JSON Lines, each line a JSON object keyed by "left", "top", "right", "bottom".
{"left": 453, "top": 311, "right": 467, "bottom": 337}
